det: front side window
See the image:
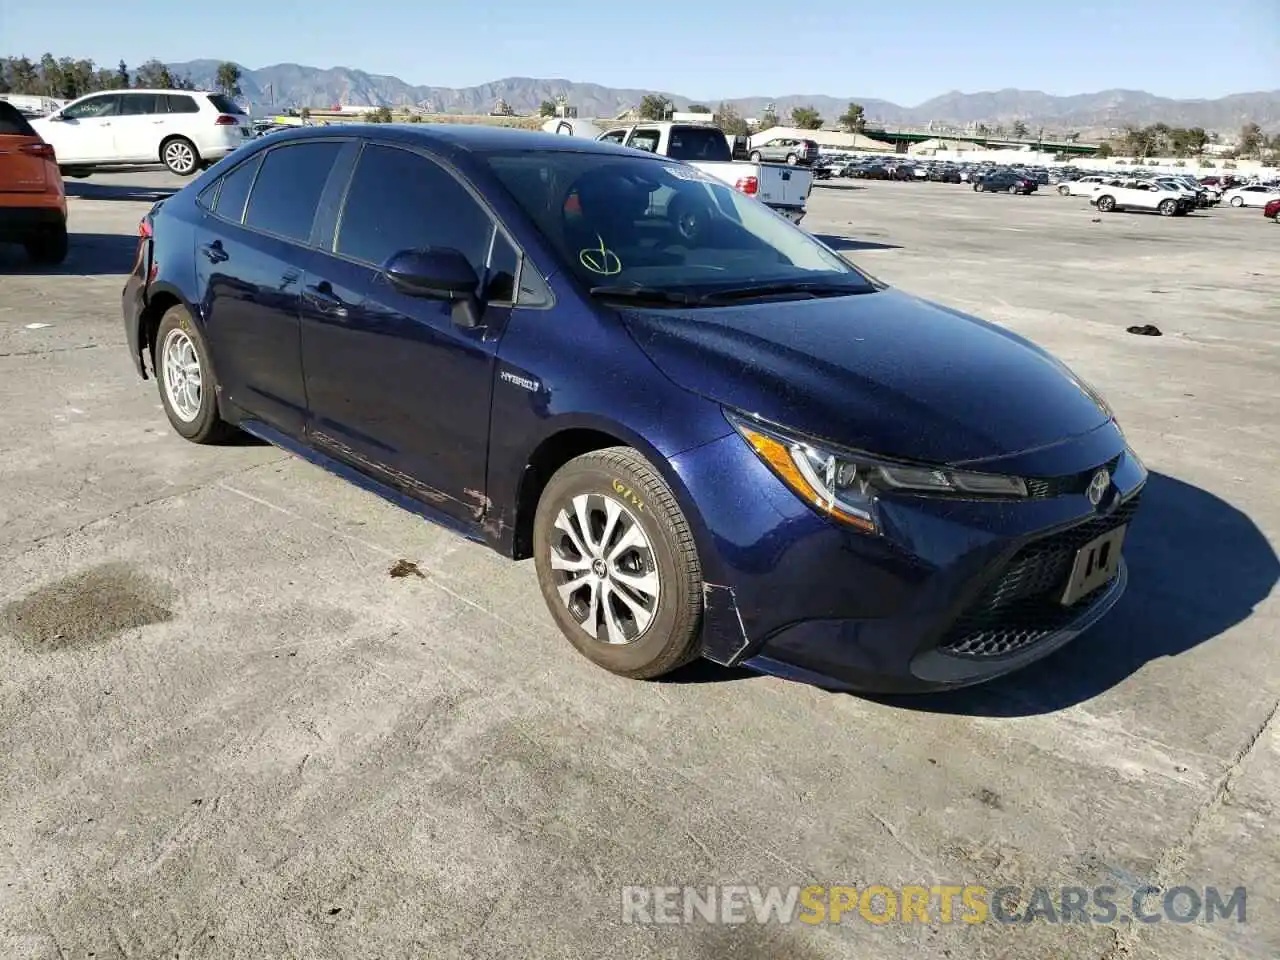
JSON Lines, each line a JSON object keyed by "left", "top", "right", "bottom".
{"left": 485, "top": 151, "right": 869, "bottom": 298}
{"left": 244, "top": 141, "right": 342, "bottom": 243}
{"left": 628, "top": 130, "right": 661, "bottom": 153}
{"left": 62, "top": 95, "right": 119, "bottom": 120}
{"left": 599, "top": 130, "right": 627, "bottom": 144}
{"left": 335, "top": 143, "right": 496, "bottom": 276}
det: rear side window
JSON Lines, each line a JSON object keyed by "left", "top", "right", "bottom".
{"left": 119, "top": 94, "right": 160, "bottom": 116}
{"left": 164, "top": 94, "right": 199, "bottom": 114}
{"left": 244, "top": 142, "right": 342, "bottom": 242}
{"left": 665, "top": 127, "right": 730, "bottom": 162}
{"left": 335, "top": 143, "right": 495, "bottom": 274}
{"left": 0, "top": 102, "right": 36, "bottom": 136}
{"left": 212, "top": 155, "right": 261, "bottom": 223}
{"left": 207, "top": 94, "right": 242, "bottom": 115}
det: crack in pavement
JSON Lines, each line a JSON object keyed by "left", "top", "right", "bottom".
{"left": 0, "top": 342, "right": 105, "bottom": 359}
{"left": 1098, "top": 697, "right": 1280, "bottom": 960}
{"left": 0, "top": 455, "right": 290, "bottom": 571}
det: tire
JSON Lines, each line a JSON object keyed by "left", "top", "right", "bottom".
{"left": 1096, "top": 195, "right": 1116, "bottom": 212}
{"left": 785, "top": 154, "right": 798, "bottom": 166}
{"left": 161, "top": 136, "right": 201, "bottom": 176}
{"left": 533, "top": 447, "right": 703, "bottom": 679}
{"left": 1229, "top": 196, "right": 1244, "bottom": 207}
{"left": 24, "top": 225, "right": 68, "bottom": 265}
{"left": 973, "top": 183, "right": 983, "bottom": 192}
{"left": 749, "top": 151, "right": 762, "bottom": 162}
{"left": 1008, "top": 184, "right": 1019, "bottom": 194}
{"left": 154, "top": 305, "right": 235, "bottom": 443}
{"left": 1158, "top": 198, "right": 1177, "bottom": 217}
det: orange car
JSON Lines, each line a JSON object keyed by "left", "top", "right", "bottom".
{"left": 0, "top": 100, "right": 67, "bottom": 264}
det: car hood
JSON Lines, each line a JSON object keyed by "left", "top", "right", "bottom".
{"left": 619, "top": 287, "right": 1112, "bottom": 465}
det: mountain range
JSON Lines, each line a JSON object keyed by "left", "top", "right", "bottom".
{"left": 168, "top": 60, "right": 1280, "bottom": 135}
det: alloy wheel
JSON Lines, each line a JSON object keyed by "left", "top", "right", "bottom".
{"left": 548, "top": 493, "right": 660, "bottom": 646}
{"left": 164, "top": 140, "right": 197, "bottom": 175}
{"left": 161, "top": 327, "right": 203, "bottom": 422}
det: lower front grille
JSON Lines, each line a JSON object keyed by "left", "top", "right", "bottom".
{"left": 938, "top": 495, "right": 1140, "bottom": 659}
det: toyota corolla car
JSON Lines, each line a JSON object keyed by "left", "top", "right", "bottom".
{"left": 122, "top": 125, "right": 1145, "bottom": 692}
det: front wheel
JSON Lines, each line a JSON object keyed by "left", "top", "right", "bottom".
{"left": 1158, "top": 198, "right": 1178, "bottom": 217}
{"left": 533, "top": 447, "right": 703, "bottom": 679}
{"left": 1058, "top": 184, "right": 1070, "bottom": 195}
{"left": 785, "top": 154, "right": 798, "bottom": 166}
{"left": 1230, "top": 196, "right": 1244, "bottom": 207}
{"left": 1008, "top": 184, "right": 1019, "bottom": 194}
{"left": 749, "top": 151, "right": 762, "bottom": 162}
{"left": 973, "top": 183, "right": 983, "bottom": 192}
{"left": 1096, "top": 195, "right": 1116, "bottom": 212}
{"left": 161, "top": 137, "right": 201, "bottom": 176}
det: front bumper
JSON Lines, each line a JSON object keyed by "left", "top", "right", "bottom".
{"left": 673, "top": 422, "right": 1144, "bottom": 692}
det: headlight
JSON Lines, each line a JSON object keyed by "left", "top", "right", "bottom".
{"left": 726, "top": 411, "right": 1028, "bottom": 534}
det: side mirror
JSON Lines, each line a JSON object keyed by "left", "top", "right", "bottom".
{"left": 382, "top": 247, "right": 482, "bottom": 328}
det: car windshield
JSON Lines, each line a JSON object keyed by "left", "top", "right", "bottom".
{"left": 483, "top": 150, "right": 872, "bottom": 297}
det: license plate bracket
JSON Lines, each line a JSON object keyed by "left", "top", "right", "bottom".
{"left": 1060, "top": 525, "right": 1126, "bottom": 606}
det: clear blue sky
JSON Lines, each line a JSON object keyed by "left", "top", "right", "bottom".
{"left": 4, "top": 0, "right": 1277, "bottom": 103}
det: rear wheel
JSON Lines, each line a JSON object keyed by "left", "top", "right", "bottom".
{"left": 1229, "top": 196, "right": 1244, "bottom": 207}
{"left": 155, "top": 306, "right": 236, "bottom": 443}
{"left": 1058, "top": 184, "right": 1070, "bottom": 195}
{"left": 785, "top": 154, "right": 798, "bottom": 166}
{"left": 749, "top": 151, "right": 762, "bottom": 162}
{"left": 161, "top": 137, "right": 201, "bottom": 176}
{"left": 1158, "top": 198, "right": 1177, "bottom": 217}
{"left": 973, "top": 182, "right": 983, "bottom": 192}
{"left": 24, "top": 225, "right": 68, "bottom": 265}
{"left": 533, "top": 447, "right": 703, "bottom": 679}
{"left": 1008, "top": 184, "right": 1019, "bottom": 194}
{"left": 1096, "top": 195, "right": 1116, "bottom": 212}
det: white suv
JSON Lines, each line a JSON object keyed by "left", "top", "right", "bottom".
{"left": 32, "top": 90, "right": 251, "bottom": 177}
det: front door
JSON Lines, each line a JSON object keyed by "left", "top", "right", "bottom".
{"left": 300, "top": 142, "right": 512, "bottom": 523}
{"left": 37, "top": 93, "right": 120, "bottom": 163}
{"left": 196, "top": 139, "right": 347, "bottom": 436}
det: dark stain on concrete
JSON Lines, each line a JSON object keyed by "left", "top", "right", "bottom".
{"left": 1, "top": 563, "right": 174, "bottom": 651}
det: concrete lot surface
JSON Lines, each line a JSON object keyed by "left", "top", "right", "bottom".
{"left": 1, "top": 172, "right": 1277, "bottom": 960}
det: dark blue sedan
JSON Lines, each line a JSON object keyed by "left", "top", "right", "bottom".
{"left": 122, "top": 124, "right": 1145, "bottom": 692}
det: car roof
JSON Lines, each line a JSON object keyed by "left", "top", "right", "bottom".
{"left": 254, "top": 122, "right": 653, "bottom": 158}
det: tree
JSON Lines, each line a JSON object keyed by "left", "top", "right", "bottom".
{"left": 116, "top": 60, "right": 130, "bottom": 88}
{"left": 215, "top": 61, "right": 242, "bottom": 98}
{"left": 1094, "top": 143, "right": 1113, "bottom": 158}
{"left": 638, "top": 94, "right": 671, "bottom": 120}
{"left": 134, "top": 59, "right": 175, "bottom": 89}
{"left": 1239, "top": 122, "right": 1263, "bottom": 158}
{"left": 838, "top": 102, "right": 865, "bottom": 134}
{"left": 758, "top": 108, "right": 779, "bottom": 130}
{"left": 687, "top": 104, "right": 711, "bottom": 113}
{"left": 789, "top": 106, "right": 822, "bottom": 130}
{"left": 299, "top": 106, "right": 312, "bottom": 120}
{"left": 365, "top": 105, "right": 393, "bottom": 123}
{"left": 539, "top": 99, "right": 556, "bottom": 117}
{"left": 1011, "top": 120, "right": 1029, "bottom": 139}
{"left": 714, "top": 102, "right": 749, "bottom": 137}
{"left": 975, "top": 123, "right": 990, "bottom": 137}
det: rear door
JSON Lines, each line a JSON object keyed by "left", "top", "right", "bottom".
{"left": 300, "top": 141, "right": 516, "bottom": 521}
{"left": 0, "top": 102, "right": 47, "bottom": 193}
{"left": 110, "top": 92, "right": 163, "bottom": 161}
{"left": 195, "top": 138, "right": 349, "bottom": 436}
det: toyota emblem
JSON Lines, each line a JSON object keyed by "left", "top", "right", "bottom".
{"left": 1087, "top": 468, "right": 1111, "bottom": 506}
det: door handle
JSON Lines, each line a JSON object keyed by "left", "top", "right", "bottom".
{"left": 100, "top": 122, "right": 112, "bottom": 127}
{"left": 305, "top": 282, "right": 349, "bottom": 319}
{"left": 200, "top": 241, "right": 228, "bottom": 264}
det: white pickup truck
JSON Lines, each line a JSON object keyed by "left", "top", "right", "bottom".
{"left": 544, "top": 119, "right": 813, "bottom": 225}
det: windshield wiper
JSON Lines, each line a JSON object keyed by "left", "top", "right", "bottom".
{"left": 696, "top": 281, "right": 872, "bottom": 304}
{"left": 589, "top": 285, "right": 699, "bottom": 306}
